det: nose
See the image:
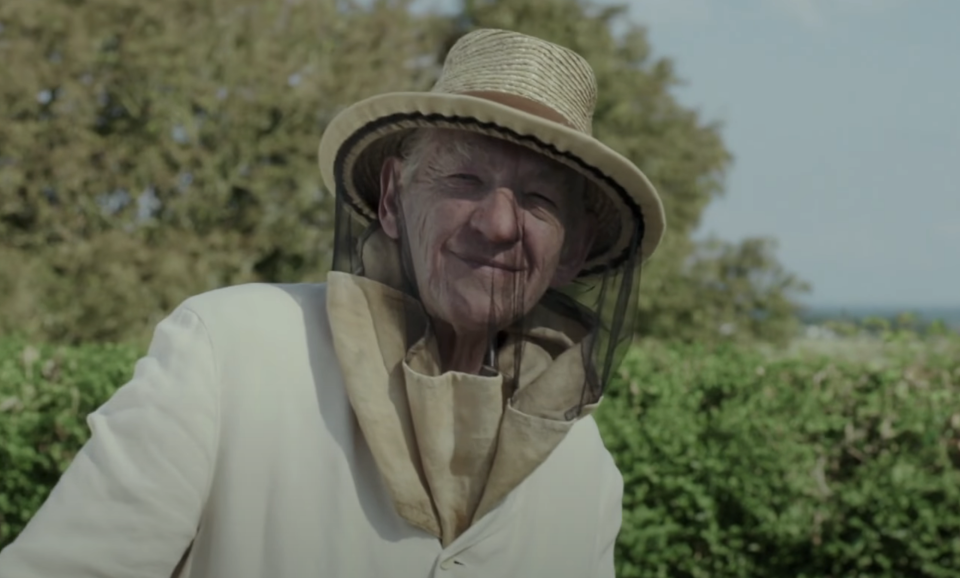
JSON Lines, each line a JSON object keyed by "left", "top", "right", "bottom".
{"left": 470, "top": 187, "right": 522, "bottom": 246}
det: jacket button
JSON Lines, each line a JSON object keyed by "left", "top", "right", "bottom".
{"left": 440, "top": 558, "right": 456, "bottom": 571}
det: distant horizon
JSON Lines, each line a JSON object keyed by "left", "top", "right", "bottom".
{"left": 800, "top": 303, "right": 960, "bottom": 312}
{"left": 798, "top": 304, "right": 960, "bottom": 327}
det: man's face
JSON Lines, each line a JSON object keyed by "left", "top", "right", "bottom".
{"left": 378, "top": 129, "right": 593, "bottom": 334}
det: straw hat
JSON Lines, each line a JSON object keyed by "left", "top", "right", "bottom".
{"left": 318, "top": 28, "right": 666, "bottom": 275}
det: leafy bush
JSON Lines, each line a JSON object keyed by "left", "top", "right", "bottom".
{"left": 2, "top": 336, "right": 960, "bottom": 577}
{"left": 597, "top": 339, "right": 960, "bottom": 577}
{"left": 0, "top": 338, "right": 140, "bottom": 545}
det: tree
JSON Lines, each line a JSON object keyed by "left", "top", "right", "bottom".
{"left": 645, "top": 237, "right": 810, "bottom": 344}
{"left": 0, "top": 0, "right": 445, "bottom": 344}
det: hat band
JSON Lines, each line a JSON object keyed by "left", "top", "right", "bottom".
{"left": 452, "top": 91, "right": 580, "bottom": 132}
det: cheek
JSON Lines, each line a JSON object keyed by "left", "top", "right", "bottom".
{"left": 428, "top": 201, "right": 473, "bottom": 244}
{"left": 526, "top": 221, "right": 567, "bottom": 270}
{"left": 408, "top": 200, "right": 466, "bottom": 263}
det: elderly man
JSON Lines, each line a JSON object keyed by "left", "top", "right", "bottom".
{"left": 0, "top": 28, "right": 664, "bottom": 577}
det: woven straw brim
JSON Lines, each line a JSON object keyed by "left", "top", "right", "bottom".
{"left": 318, "top": 92, "right": 666, "bottom": 275}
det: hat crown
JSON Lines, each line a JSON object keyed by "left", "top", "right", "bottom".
{"left": 431, "top": 29, "right": 597, "bottom": 135}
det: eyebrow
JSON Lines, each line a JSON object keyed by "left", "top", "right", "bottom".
{"left": 529, "top": 162, "right": 582, "bottom": 189}
{"left": 423, "top": 136, "right": 580, "bottom": 187}
{"left": 423, "top": 141, "right": 482, "bottom": 175}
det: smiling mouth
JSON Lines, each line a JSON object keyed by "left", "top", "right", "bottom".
{"left": 454, "top": 253, "right": 525, "bottom": 273}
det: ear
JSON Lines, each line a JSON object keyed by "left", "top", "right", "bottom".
{"left": 551, "top": 215, "right": 598, "bottom": 288}
{"left": 378, "top": 157, "right": 402, "bottom": 240}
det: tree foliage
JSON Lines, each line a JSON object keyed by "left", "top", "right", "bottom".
{"left": 0, "top": 0, "right": 444, "bottom": 344}
{"left": 0, "top": 0, "right": 806, "bottom": 345}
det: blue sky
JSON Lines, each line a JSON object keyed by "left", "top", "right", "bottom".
{"left": 624, "top": 0, "right": 959, "bottom": 309}
{"left": 416, "top": 0, "right": 959, "bottom": 308}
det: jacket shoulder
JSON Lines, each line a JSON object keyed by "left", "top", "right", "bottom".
{"left": 180, "top": 282, "right": 328, "bottom": 330}
{"left": 562, "top": 414, "right": 624, "bottom": 489}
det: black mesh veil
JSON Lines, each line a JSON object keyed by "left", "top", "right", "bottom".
{"left": 330, "top": 125, "right": 645, "bottom": 419}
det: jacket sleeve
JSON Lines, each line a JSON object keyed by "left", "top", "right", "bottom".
{"left": 591, "top": 457, "right": 624, "bottom": 578}
{"left": 0, "top": 305, "right": 220, "bottom": 578}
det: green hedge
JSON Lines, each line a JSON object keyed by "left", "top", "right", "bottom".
{"left": 0, "top": 338, "right": 141, "bottom": 546}
{"left": 598, "top": 339, "right": 960, "bottom": 577}
{"left": 2, "top": 337, "right": 960, "bottom": 576}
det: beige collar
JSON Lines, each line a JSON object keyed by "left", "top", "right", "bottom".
{"left": 325, "top": 229, "right": 601, "bottom": 546}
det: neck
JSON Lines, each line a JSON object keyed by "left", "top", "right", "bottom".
{"left": 433, "top": 321, "right": 493, "bottom": 375}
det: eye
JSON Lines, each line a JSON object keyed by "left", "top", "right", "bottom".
{"left": 524, "top": 191, "right": 558, "bottom": 208}
{"left": 448, "top": 173, "right": 482, "bottom": 184}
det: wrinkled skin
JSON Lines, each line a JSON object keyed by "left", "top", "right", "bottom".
{"left": 378, "top": 129, "right": 595, "bottom": 373}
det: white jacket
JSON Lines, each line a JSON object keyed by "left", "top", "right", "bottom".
{"left": 0, "top": 282, "right": 623, "bottom": 578}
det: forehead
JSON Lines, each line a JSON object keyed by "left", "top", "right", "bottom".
{"left": 430, "top": 130, "right": 571, "bottom": 177}
{"left": 439, "top": 130, "right": 529, "bottom": 155}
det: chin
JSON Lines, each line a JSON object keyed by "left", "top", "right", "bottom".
{"left": 422, "top": 276, "right": 541, "bottom": 331}
{"left": 443, "top": 295, "right": 528, "bottom": 333}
